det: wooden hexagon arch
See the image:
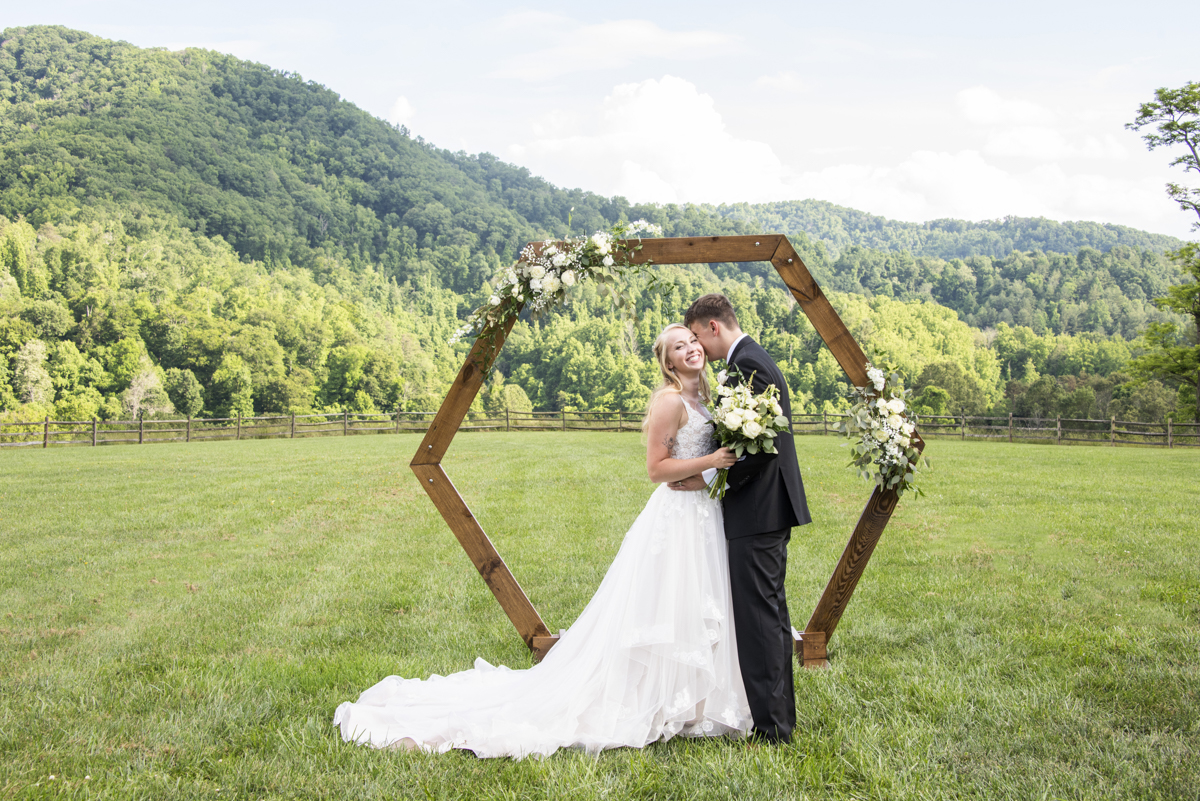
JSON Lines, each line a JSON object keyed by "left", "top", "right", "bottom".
{"left": 411, "top": 235, "right": 922, "bottom": 668}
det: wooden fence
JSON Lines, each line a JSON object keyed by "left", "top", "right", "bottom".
{"left": 2, "top": 410, "right": 1197, "bottom": 449}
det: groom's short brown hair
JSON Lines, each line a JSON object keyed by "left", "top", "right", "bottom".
{"left": 684, "top": 294, "right": 739, "bottom": 329}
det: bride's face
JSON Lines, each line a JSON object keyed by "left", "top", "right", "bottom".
{"left": 664, "top": 328, "right": 706, "bottom": 377}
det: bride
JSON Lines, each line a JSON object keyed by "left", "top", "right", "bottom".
{"left": 333, "top": 323, "right": 751, "bottom": 758}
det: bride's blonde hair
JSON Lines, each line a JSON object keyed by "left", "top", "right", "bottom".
{"left": 641, "top": 323, "right": 712, "bottom": 435}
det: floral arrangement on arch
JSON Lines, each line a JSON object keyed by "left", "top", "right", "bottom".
{"left": 450, "top": 219, "right": 664, "bottom": 348}
{"left": 840, "top": 362, "right": 929, "bottom": 498}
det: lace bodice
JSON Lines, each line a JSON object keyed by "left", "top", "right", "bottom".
{"left": 673, "top": 400, "right": 716, "bottom": 461}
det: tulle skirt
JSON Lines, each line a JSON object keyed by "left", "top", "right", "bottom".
{"left": 333, "top": 485, "right": 752, "bottom": 759}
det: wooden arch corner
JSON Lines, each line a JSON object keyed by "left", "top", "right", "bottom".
{"left": 411, "top": 235, "right": 922, "bottom": 667}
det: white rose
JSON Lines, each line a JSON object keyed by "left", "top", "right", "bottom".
{"left": 886, "top": 397, "right": 905, "bottom": 414}
{"left": 875, "top": 398, "right": 889, "bottom": 412}
{"left": 561, "top": 270, "right": 576, "bottom": 287}
{"left": 717, "top": 370, "right": 728, "bottom": 385}
{"left": 542, "top": 275, "right": 561, "bottom": 294}
{"left": 551, "top": 253, "right": 568, "bottom": 268}
{"left": 902, "top": 422, "right": 915, "bottom": 435}
{"left": 602, "top": 255, "right": 614, "bottom": 267}
{"left": 529, "top": 265, "right": 546, "bottom": 279}
{"left": 867, "top": 366, "right": 886, "bottom": 392}
{"left": 516, "top": 294, "right": 524, "bottom": 302}
{"left": 544, "top": 245, "right": 557, "bottom": 256}
{"left": 873, "top": 429, "right": 889, "bottom": 442}
{"left": 530, "top": 278, "right": 543, "bottom": 291}
{"left": 489, "top": 295, "right": 501, "bottom": 306}
{"left": 725, "top": 411, "right": 743, "bottom": 430}
{"left": 899, "top": 436, "right": 911, "bottom": 447}
{"left": 771, "top": 401, "right": 782, "bottom": 416}
{"left": 742, "top": 420, "right": 763, "bottom": 438}
{"left": 887, "top": 414, "right": 904, "bottom": 429}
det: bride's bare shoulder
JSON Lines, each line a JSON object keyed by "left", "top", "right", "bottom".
{"left": 647, "top": 390, "right": 687, "bottom": 427}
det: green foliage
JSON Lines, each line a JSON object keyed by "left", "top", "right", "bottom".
{"left": 164, "top": 367, "right": 204, "bottom": 418}
{"left": 0, "top": 25, "right": 1191, "bottom": 429}
{"left": 1127, "top": 82, "right": 1200, "bottom": 231}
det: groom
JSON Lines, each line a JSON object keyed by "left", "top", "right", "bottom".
{"left": 675, "top": 293, "right": 811, "bottom": 744}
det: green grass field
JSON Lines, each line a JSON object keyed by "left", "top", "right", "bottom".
{"left": 1, "top": 433, "right": 1197, "bottom": 800}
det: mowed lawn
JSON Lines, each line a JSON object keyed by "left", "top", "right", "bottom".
{"left": 1, "top": 432, "right": 1196, "bottom": 800}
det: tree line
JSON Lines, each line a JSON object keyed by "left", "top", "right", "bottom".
{"left": 0, "top": 26, "right": 1195, "bottom": 430}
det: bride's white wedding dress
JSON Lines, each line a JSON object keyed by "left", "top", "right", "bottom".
{"left": 333, "top": 401, "right": 752, "bottom": 758}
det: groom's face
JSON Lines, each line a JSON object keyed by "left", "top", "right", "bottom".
{"left": 688, "top": 320, "right": 722, "bottom": 362}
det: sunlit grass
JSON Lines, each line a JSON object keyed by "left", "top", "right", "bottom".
{"left": 1, "top": 434, "right": 1196, "bottom": 799}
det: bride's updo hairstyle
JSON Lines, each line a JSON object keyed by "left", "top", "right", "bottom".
{"left": 641, "top": 323, "right": 712, "bottom": 435}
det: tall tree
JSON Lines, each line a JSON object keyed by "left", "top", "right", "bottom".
{"left": 1128, "top": 82, "right": 1200, "bottom": 231}
{"left": 1127, "top": 244, "right": 1200, "bottom": 420}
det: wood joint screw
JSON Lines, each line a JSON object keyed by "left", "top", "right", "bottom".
{"left": 754, "top": 241, "right": 760, "bottom": 246}
{"left": 428, "top": 478, "right": 433, "bottom": 483}
{"left": 787, "top": 258, "right": 793, "bottom": 263}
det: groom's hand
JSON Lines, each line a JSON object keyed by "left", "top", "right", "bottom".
{"left": 670, "top": 475, "right": 707, "bottom": 492}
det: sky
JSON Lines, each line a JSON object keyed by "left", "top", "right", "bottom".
{"left": 6, "top": 0, "right": 1199, "bottom": 238}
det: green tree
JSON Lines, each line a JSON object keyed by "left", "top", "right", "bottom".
{"left": 164, "top": 367, "right": 204, "bottom": 417}
{"left": 208, "top": 353, "right": 254, "bottom": 418}
{"left": 1128, "top": 82, "right": 1200, "bottom": 231}
{"left": 1127, "top": 244, "right": 1200, "bottom": 420}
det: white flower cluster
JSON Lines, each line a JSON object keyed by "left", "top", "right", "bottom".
{"left": 707, "top": 370, "right": 790, "bottom": 498}
{"left": 449, "top": 220, "right": 664, "bottom": 345}
{"left": 842, "top": 362, "right": 926, "bottom": 497}
{"left": 713, "top": 373, "right": 786, "bottom": 444}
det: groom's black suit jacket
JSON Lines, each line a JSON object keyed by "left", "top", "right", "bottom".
{"left": 721, "top": 337, "right": 812, "bottom": 538}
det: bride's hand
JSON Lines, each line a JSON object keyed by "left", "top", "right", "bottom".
{"left": 709, "top": 447, "right": 737, "bottom": 469}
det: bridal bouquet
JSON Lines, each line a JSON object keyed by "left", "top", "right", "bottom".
{"left": 707, "top": 368, "right": 791, "bottom": 499}
{"left": 840, "top": 361, "right": 928, "bottom": 498}
{"left": 450, "top": 219, "right": 664, "bottom": 349}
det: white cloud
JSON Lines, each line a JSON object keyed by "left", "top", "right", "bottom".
{"left": 792, "top": 150, "right": 1175, "bottom": 233}
{"left": 388, "top": 96, "right": 415, "bottom": 127}
{"left": 983, "top": 128, "right": 1127, "bottom": 160}
{"left": 509, "top": 76, "right": 1186, "bottom": 237}
{"left": 957, "top": 86, "right": 1050, "bottom": 126}
{"left": 754, "top": 71, "right": 808, "bottom": 93}
{"left": 509, "top": 75, "right": 791, "bottom": 203}
{"left": 495, "top": 18, "right": 735, "bottom": 80}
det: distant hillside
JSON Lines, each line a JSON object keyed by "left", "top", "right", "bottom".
{"left": 713, "top": 200, "right": 1186, "bottom": 260}
{"left": 0, "top": 26, "right": 1190, "bottom": 427}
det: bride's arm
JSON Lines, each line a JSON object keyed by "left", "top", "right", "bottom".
{"left": 645, "top": 393, "right": 736, "bottom": 484}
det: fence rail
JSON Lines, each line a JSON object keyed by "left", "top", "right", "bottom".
{"left": 2, "top": 410, "right": 1197, "bottom": 450}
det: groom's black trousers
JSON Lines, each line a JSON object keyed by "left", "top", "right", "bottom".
{"left": 727, "top": 527, "right": 795, "bottom": 742}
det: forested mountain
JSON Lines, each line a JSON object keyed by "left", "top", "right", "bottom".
{"left": 712, "top": 200, "right": 1184, "bottom": 260}
{"left": 0, "top": 26, "right": 1193, "bottom": 428}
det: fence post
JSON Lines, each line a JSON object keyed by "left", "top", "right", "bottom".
{"left": 618, "top": 407, "right": 623, "bottom": 433}
{"left": 562, "top": 411, "right": 567, "bottom": 432}
{"left": 43, "top": 415, "right": 49, "bottom": 448}
{"left": 1008, "top": 412, "right": 1013, "bottom": 443}
{"left": 291, "top": 412, "right": 296, "bottom": 438}
{"left": 395, "top": 405, "right": 401, "bottom": 434}
{"left": 506, "top": 408, "right": 511, "bottom": 432}
{"left": 236, "top": 412, "right": 241, "bottom": 440}
{"left": 92, "top": 418, "right": 97, "bottom": 447}
{"left": 961, "top": 411, "right": 966, "bottom": 440}
{"left": 343, "top": 411, "right": 348, "bottom": 436}
{"left": 186, "top": 417, "right": 191, "bottom": 443}
{"left": 1167, "top": 417, "right": 1173, "bottom": 449}
{"left": 1055, "top": 416, "right": 1061, "bottom": 445}
{"left": 1110, "top": 416, "right": 1115, "bottom": 446}
{"left": 138, "top": 414, "right": 144, "bottom": 445}
{"left": 823, "top": 411, "right": 827, "bottom": 435}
